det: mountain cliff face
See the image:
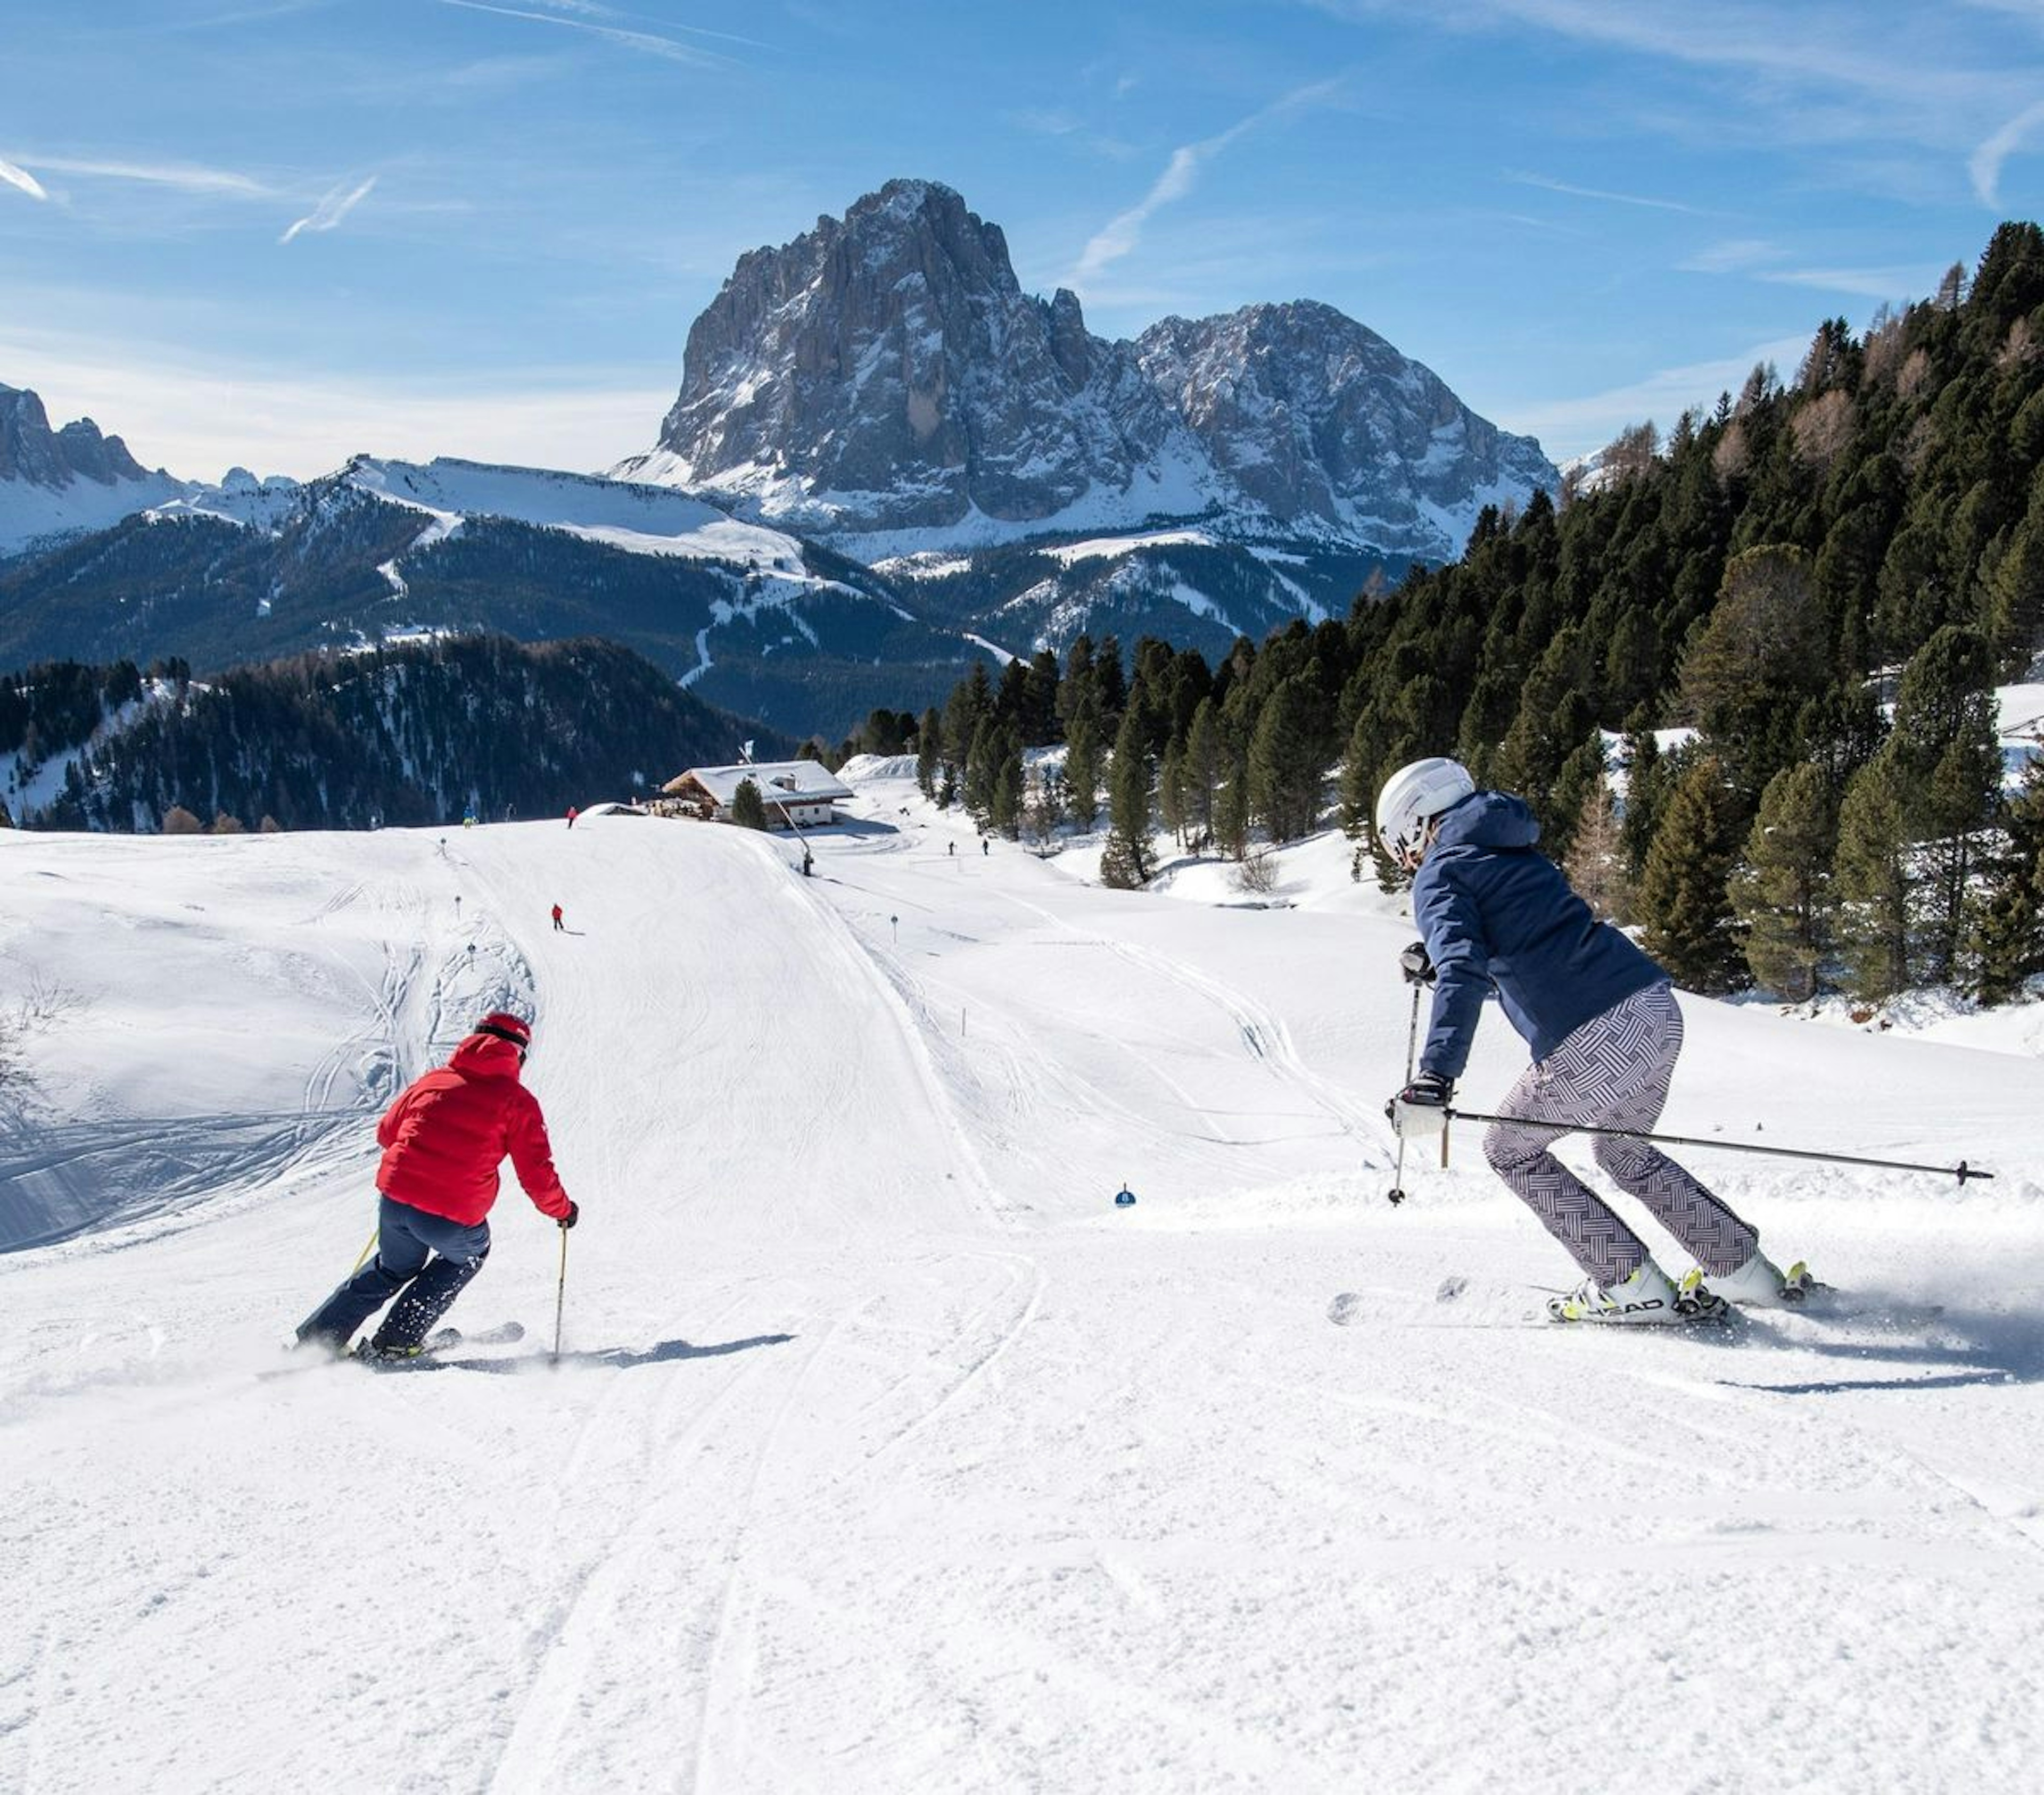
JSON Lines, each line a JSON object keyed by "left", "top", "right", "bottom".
{"left": 1133, "top": 302, "right": 1557, "bottom": 553}
{"left": 0, "top": 383, "right": 187, "bottom": 556}
{"left": 623, "top": 180, "right": 1556, "bottom": 563}
{"left": 621, "top": 181, "right": 1211, "bottom": 541}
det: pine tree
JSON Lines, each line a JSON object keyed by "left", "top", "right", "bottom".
{"left": 1678, "top": 544, "right": 1830, "bottom": 801}
{"left": 1636, "top": 755, "right": 1746, "bottom": 992}
{"left": 1182, "top": 698, "right": 1221, "bottom": 850}
{"left": 991, "top": 732, "right": 1025, "bottom": 840}
{"left": 1065, "top": 716, "right": 1101, "bottom": 832}
{"left": 1544, "top": 732, "right": 1609, "bottom": 865}
{"left": 1730, "top": 762, "right": 1837, "bottom": 1000}
{"left": 1619, "top": 724, "right": 1664, "bottom": 877}
{"left": 1970, "top": 751, "right": 2044, "bottom": 1003}
{"left": 1159, "top": 737, "right": 1188, "bottom": 847}
{"left": 1101, "top": 702, "right": 1155, "bottom": 887}
{"left": 944, "top": 662, "right": 993, "bottom": 773}
{"left": 730, "top": 778, "right": 769, "bottom": 831}
{"left": 915, "top": 706, "right": 942, "bottom": 800}
{"left": 965, "top": 716, "right": 1000, "bottom": 825}
{"left": 1832, "top": 751, "right": 1914, "bottom": 1002}
{"left": 1214, "top": 744, "right": 1251, "bottom": 861}
{"left": 1889, "top": 626, "right": 2000, "bottom": 981}
{"left": 1247, "top": 673, "right": 1325, "bottom": 842}
{"left": 1562, "top": 777, "right": 1629, "bottom": 922}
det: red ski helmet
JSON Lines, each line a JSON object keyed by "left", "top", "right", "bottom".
{"left": 472, "top": 1012, "right": 532, "bottom": 1053}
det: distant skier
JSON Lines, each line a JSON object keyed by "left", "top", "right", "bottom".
{"left": 1375, "top": 757, "right": 1810, "bottom": 1325}
{"left": 551, "top": 903, "right": 564, "bottom": 932}
{"left": 947, "top": 840, "right": 955, "bottom": 857}
{"left": 295, "top": 1013, "right": 578, "bottom": 1359}
{"left": 981, "top": 837, "right": 989, "bottom": 857}
{"left": 566, "top": 807, "right": 578, "bottom": 830}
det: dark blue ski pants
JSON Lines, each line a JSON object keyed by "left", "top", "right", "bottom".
{"left": 298, "top": 1195, "right": 491, "bottom": 1352}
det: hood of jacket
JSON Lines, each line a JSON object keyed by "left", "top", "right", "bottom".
{"left": 449, "top": 1032, "right": 524, "bottom": 1079}
{"left": 1431, "top": 790, "right": 1539, "bottom": 854}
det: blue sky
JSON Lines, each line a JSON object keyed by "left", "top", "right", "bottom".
{"left": 4, "top": 0, "right": 2042, "bottom": 484}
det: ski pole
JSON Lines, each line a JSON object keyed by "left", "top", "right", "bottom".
{"left": 1387, "top": 982, "right": 1421, "bottom": 1207}
{"left": 348, "top": 1225, "right": 378, "bottom": 1276}
{"left": 553, "top": 1223, "right": 570, "bottom": 1364}
{"left": 1444, "top": 1109, "right": 1993, "bottom": 1184}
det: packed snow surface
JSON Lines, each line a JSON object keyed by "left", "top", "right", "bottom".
{"left": 3, "top": 777, "right": 2041, "bottom": 1793}
{"left": 347, "top": 457, "right": 807, "bottom": 570}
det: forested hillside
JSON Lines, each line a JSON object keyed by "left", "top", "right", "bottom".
{"left": 2, "top": 635, "right": 787, "bottom": 833}
{"left": 894, "top": 223, "right": 2044, "bottom": 1007}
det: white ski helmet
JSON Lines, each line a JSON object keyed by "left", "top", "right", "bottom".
{"left": 1375, "top": 757, "right": 1476, "bottom": 866}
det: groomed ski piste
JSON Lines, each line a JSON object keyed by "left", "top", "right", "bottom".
{"left": 2, "top": 767, "right": 2040, "bottom": 1793}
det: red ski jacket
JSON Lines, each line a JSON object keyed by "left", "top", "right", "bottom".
{"left": 375, "top": 1032, "right": 572, "bottom": 1226}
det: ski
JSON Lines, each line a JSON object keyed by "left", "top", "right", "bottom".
{"left": 1329, "top": 1277, "right": 1741, "bottom": 1331}
{"left": 351, "top": 1320, "right": 526, "bottom": 1367}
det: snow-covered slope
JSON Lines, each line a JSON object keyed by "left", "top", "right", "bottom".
{"left": 2, "top": 788, "right": 2040, "bottom": 1790}
{"left": 339, "top": 455, "right": 809, "bottom": 569}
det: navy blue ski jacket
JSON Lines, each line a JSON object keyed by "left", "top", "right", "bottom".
{"left": 1412, "top": 791, "right": 1662, "bottom": 1081}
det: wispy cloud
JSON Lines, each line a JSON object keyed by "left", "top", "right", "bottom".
{"left": 1757, "top": 263, "right": 1946, "bottom": 302}
{"left": 1314, "top": 1, "right": 2044, "bottom": 187}
{"left": 1680, "top": 237, "right": 1942, "bottom": 301}
{"left": 1, "top": 155, "right": 50, "bottom": 202}
{"left": 20, "top": 155, "right": 273, "bottom": 197}
{"left": 435, "top": 0, "right": 751, "bottom": 66}
{"left": 1971, "top": 97, "right": 2044, "bottom": 204}
{"left": 1009, "top": 109, "right": 1142, "bottom": 161}
{"left": 1680, "top": 238, "right": 1778, "bottom": 274}
{"left": 1065, "top": 76, "right": 1347, "bottom": 291}
{"left": 1505, "top": 332, "right": 1810, "bottom": 459}
{"left": 1506, "top": 169, "right": 1711, "bottom": 215}
{"left": 279, "top": 175, "right": 376, "bottom": 244}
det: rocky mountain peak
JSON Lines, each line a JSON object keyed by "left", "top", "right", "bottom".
{"left": 644, "top": 181, "right": 1188, "bottom": 537}
{"left": 630, "top": 184, "right": 1557, "bottom": 561}
{"left": 2, "top": 382, "right": 154, "bottom": 488}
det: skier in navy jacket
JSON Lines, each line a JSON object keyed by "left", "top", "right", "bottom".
{"left": 1377, "top": 757, "right": 1811, "bottom": 1323}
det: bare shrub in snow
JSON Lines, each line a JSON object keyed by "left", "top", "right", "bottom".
{"left": 1234, "top": 844, "right": 1280, "bottom": 896}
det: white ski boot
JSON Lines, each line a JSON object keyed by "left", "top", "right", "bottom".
{"left": 1681, "top": 1253, "right": 1816, "bottom": 1310}
{"left": 1547, "top": 1259, "right": 1725, "bottom": 1325}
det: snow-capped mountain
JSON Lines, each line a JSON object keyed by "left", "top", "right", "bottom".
{"left": 1133, "top": 302, "right": 1556, "bottom": 557}
{"left": 616, "top": 180, "right": 1557, "bottom": 564}
{"left": 0, "top": 451, "right": 978, "bottom": 735}
{"left": 0, "top": 382, "right": 189, "bottom": 557}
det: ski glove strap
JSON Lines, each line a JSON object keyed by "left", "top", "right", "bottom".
{"left": 1387, "top": 1073, "right": 1454, "bottom": 1139}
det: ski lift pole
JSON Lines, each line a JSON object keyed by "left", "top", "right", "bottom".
{"left": 1444, "top": 1109, "right": 1993, "bottom": 1185}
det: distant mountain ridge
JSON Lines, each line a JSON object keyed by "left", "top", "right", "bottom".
{"left": 615, "top": 179, "right": 1556, "bottom": 562}
{"left": 1, "top": 178, "right": 1564, "bottom": 734}
{"left": 0, "top": 383, "right": 186, "bottom": 555}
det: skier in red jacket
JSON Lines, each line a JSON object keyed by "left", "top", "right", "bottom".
{"left": 295, "top": 1012, "right": 578, "bottom": 1359}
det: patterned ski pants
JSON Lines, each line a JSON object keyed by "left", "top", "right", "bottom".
{"left": 1482, "top": 981, "right": 1757, "bottom": 1289}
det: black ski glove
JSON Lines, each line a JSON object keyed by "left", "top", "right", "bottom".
{"left": 559, "top": 1201, "right": 580, "bottom": 1230}
{"left": 1399, "top": 939, "right": 1436, "bottom": 986}
{"left": 1386, "top": 1072, "right": 1454, "bottom": 1138}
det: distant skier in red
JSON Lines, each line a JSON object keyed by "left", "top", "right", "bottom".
{"left": 295, "top": 1013, "right": 578, "bottom": 1360}
{"left": 551, "top": 903, "right": 565, "bottom": 932}
{"left": 566, "top": 806, "right": 578, "bottom": 829}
